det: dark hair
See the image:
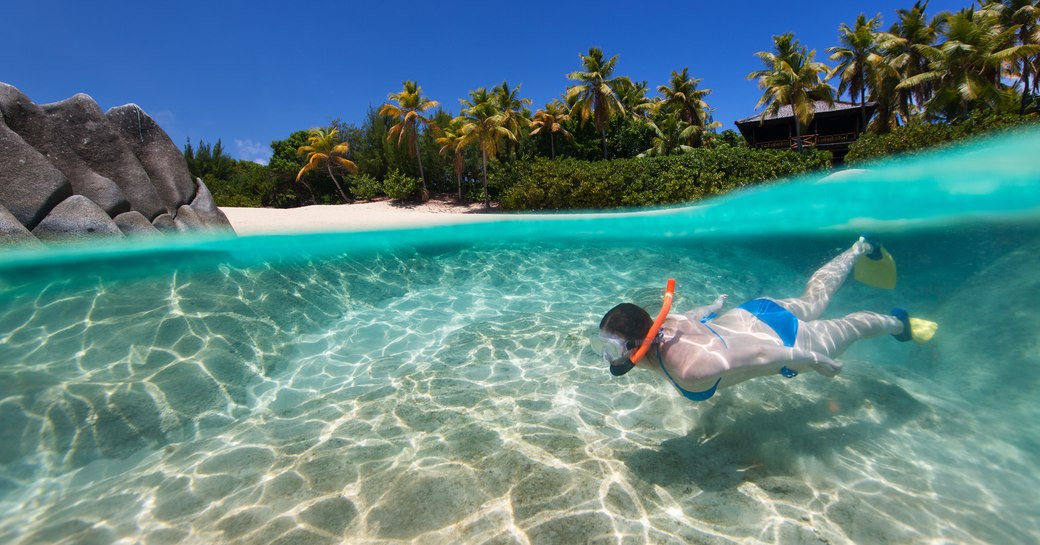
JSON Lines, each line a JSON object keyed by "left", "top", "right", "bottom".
{"left": 600, "top": 303, "right": 653, "bottom": 343}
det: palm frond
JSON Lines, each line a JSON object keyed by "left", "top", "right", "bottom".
{"left": 378, "top": 104, "right": 402, "bottom": 117}
{"left": 331, "top": 157, "right": 358, "bottom": 173}
{"left": 296, "top": 155, "right": 322, "bottom": 182}
{"left": 896, "top": 71, "right": 942, "bottom": 90}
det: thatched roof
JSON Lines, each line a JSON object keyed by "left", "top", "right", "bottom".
{"left": 735, "top": 100, "right": 875, "bottom": 125}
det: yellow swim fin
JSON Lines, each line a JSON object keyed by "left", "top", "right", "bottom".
{"left": 854, "top": 236, "right": 897, "bottom": 289}
{"left": 908, "top": 317, "right": 938, "bottom": 343}
{"left": 891, "top": 308, "right": 938, "bottom": 343}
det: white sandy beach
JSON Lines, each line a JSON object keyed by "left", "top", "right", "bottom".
{"left": 219, "top": 197, "right": 680, "bottom": 235}
{"left": 220, "top": 198, "right": 509, "bottom": 235}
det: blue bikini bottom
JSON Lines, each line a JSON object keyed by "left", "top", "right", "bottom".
{"left": 737, "top": 298, "right": 798, "bottom": 347}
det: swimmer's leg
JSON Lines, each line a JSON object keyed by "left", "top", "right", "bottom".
{"left": 801, "top": 311, "right": 904, "bottom": 357}
{"left": 776, "top": 239, "right": 874, "bottom": 321}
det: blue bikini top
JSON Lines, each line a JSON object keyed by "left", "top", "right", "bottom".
{"left": 656, "top": 348, "right": 721, "bottom": 402}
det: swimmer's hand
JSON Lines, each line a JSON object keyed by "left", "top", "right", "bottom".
{"left": 705, "top": 294, "right": 727, "bottom": 314}
{"left": 809, "top": 352, "right": 843, "bottom": 377}
{"left": 685, "top": 294, "right": 728, "bottom": 322}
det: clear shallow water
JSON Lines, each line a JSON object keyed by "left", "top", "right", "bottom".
{"left": 1, "top": 130, "right": 1039, "bottom": 545}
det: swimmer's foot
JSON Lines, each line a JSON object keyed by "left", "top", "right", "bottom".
{"left": 853, "top": 233, "right": 880, "bottom": 258}
{"left": 891, "top": 308, "right": 938, "bottom": 343}
{"left": 854, "top": 232, "right": 897, "bottom": 289}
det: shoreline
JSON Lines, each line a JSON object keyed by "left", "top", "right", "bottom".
{"left": 219, "top": 197, "right": 674, "bottom": 235}
{"left": 219, "top": 197, "right": 511, "bottom": 235}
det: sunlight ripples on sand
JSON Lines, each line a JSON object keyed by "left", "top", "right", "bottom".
{"left": 1, "top": 236, "right": 1038, "bottom": 544}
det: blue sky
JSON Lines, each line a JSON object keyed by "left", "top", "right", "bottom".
{"left": 4, "top": 0, "right": 971, "bottom": 164}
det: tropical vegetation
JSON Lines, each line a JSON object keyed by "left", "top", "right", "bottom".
{"left": 846, "top": 110, "right": 1032, "bottom": 162}
{"left": 829, "top": 14, "right": 884, "bottom": 127}
{"left": 529, "top": 100, "right": 571, "bottom": 160}
{"left": 295, "top": 128, "right": 357, "bottom": 203}
{"left": 496, "top": 147, "right": 831, "bottom": 210}
{"left": 379, "top": 81, "right": 439, "bottom": 199}
{"left": 566, "top": 47, "right": 629, "bottom": 159}
{"left": 187, "top": 0, "right": 1040, "bottom": 211}
{"left": 748, "top": 33, "right": 836, "bottom": 152}
{"left": 454, "top": 87, "right": 516, "bottom": 208}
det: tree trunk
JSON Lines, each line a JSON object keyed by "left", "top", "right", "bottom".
{"left": 600, "top": 127, "right": 608, "bottom": 160}
{"left": 794, "top": 112, "right": 804, "bottom": 153}
{"left": 414, "top": 126, "right": 429, "bottom": 200}
{"left": 456, "top": 152, "right": 464, "bottom": 202}
{"left": 325, "top": 162, "right": 352, "bottom": 203}
{"left": 481, "top": 142, "right": 490, "bottom": 209}
{"left": 299, "top": 179, "right": 317, "bottom": 205}
{"left": 550, "top": 132, "right": 555, "bottom": 159}
{"left": 1020, "top": 64, "right": 1031, "bottom": 116}
{"left": 860, "top": 87, "right": 867, "bottom": 128}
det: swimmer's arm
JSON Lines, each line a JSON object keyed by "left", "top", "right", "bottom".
{"left": 702, "top": 344, "right": 842, "bottom": 378}
{"left": 684, "top": 294, "right": 728, "bottom": 322}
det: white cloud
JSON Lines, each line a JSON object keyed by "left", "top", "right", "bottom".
{"left": 151, "top": 109, "right": 176, "bottom": 126}
{"left": 234, "top": 139, "right": 271, "bottom": 165}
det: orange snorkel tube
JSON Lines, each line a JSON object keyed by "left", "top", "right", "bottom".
{"left": 629, "top": 278, "right": 675, "bottom": 364}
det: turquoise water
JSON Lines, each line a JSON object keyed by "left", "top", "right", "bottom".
{"left": 1, "top": 130, "right": 1039, "bottom": 544}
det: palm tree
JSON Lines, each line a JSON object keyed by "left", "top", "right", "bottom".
{"left": 748, "top": 33, "right": 836, "bottom": 152}
{"left": 491, "top": 81, "right": 531, "bottom": 160}
{"left": 982, "top": 0, "right": 1040, "bottom": 114}
{"left": 435, "top": 120, "right": 466, "bottom": 201}
{"left": 454, "top": 88, "right": 515, "bottom": 208}
{"left": 296, "top": 128, "right": 357, "bottom": 203}
{"left": 566, "top": 47, "right": 628, "bottom": 159}
{"left": 615, "top": 79, "right": 656, "bottom": 119}
{"left": 529, "top": 100, "right": 572, "bottom": 159}
{"left": 864, "top": 43, "right": 907, "bottom": 133}
{"left": 883, "top": 1, "right": 943, "bottom": 117}
{"left": 829, "top": 13, "right": 883, "bottom": 127}
{"left": 658, "top": 67, "right": 715, "bottom": 146}
{"left": 898, "top": 6, "right": 1037, "bottom": 120}
{"left": 379, "top": 81, "right": 440, "bottom": 198}
{"left": 638, "top": 116, "right": 697, "bottom": 158}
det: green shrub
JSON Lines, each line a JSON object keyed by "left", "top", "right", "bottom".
{"left": 846, "top": 112, "right": 1039, "bottom": 164}
{"left": 382, "top": 169, "right": 421, "bottom": 201}
{"left": 351, "top": 173, "right": 383, "bottom": 201}
{"left": 495, "top": 147, "right": 831, "bottom": 211}
{"left": 204, "top": 175, "right": 262, "bottom": 207}
{"left": 201, "top": 161, "right": 299, "bottom": 208}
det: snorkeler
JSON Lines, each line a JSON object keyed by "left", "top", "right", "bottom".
{"left": 596, "top": 236, "right": 938, "bottom": 401}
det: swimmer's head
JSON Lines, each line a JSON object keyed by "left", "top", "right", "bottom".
{"left": 599, "top": 303, "right": 652, "bottom": 376}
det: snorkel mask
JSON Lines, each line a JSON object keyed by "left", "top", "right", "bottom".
{"left": 603, "top": 279, "right": 675, "bottom": 376}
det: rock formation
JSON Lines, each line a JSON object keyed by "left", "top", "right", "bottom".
{"left": 0, "top": 82, "right": 234, "bottom": 245}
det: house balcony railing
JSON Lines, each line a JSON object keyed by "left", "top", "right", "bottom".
{"left": 755, "top": 132, "right": 858, "bottom": 150}
{"left": 816, "top": 132, "right": 857, "bottom": 145}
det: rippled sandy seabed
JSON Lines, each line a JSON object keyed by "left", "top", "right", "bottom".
{"left": 2, "top": 131, "right": 1040, "bottom": 545}
{"left": 1, "top": 227, "right": 1038, "bottom": 545}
